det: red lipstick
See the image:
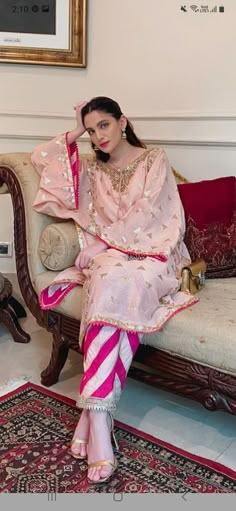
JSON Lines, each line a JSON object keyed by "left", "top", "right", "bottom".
{"left": 100, "top": 141, "right": 109, "bottom": 149}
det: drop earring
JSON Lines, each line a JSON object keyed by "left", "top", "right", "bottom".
{"left": 122, "top": 129, "right": 127, "bottom": 139}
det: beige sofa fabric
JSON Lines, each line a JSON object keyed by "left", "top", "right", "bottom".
{"left": 34, "top": 270, "right": 83, "bottom": 319}
{"left": 0, "top": 153, "right": 56, "bottom": 280}
{"left": 34, "top": 270, "right": 236, "bottom": 376}
{"left": 38, "top": 221, "right": 80, "bottom": 271}
{"left": 0, "top": 152, "right": 91, "bottom": 280}
{"left": 142, "top": 278, "right": 236, "bottom": 375}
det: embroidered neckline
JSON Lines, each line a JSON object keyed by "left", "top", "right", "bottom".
{"left": 94, "top": 148, "right": 159, "bottom": 193}
{"left": 101, "top": 148, "right": 153, "bottom": 173}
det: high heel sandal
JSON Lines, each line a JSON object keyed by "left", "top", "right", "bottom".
{"left": 109, "top": 412, "right": 119, "bottom": 452}
{"left": 70, "top": 438, "right": 88, "bottom": 460}
{"left": 87, "top": 412, "right": 119, "bottom": 484}
{"left": 87, "top": 457, "right": 118, "bottom": 484}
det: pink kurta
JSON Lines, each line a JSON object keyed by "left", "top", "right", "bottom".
{"left": 32, "top": 133, "right": 198, "bottom": 348}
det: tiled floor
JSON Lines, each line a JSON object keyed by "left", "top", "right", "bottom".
{"left": 1, "top": 274, "right": 236, "bottom": 472}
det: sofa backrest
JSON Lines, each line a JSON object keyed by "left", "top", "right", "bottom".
{"left": 178, "top": 176, "right": 236, "bottom": 278}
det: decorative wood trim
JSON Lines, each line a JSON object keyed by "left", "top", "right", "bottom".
{"left": 0, "top": 166, "right": 46, "bottom": 328}
{"left": 130, "top": 347, "right": 236, "bottom": 415}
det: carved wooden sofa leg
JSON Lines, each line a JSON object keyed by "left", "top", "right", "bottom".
{"left": 0, "top": 274, "right": 30, "bottom": 344}
{"left": 0, "top": 306, "right": 31, "bottom": 344}
{"left": 8, "top": 296, "right": 27, "bottom": 319}
{"left": 41, "top": 331, "right": 69, "bottom": 387}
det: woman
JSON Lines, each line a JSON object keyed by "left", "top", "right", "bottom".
{"left": 32, "top": 96, "right": 198, "bottom": 484}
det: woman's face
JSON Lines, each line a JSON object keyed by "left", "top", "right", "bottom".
{"left": 83, "top": 110, "right": 125, "bottom": 153}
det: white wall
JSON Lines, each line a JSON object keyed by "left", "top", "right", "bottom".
{"left": 0, "top": 0, "right": 236, "bottom": 272}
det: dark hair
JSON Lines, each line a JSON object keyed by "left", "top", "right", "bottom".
{"left": 81, "top": 96, "right": 146, "bottom": 162}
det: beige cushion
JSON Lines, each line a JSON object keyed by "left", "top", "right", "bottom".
{"left": 38, "top": 221, "right": 80, "bottom": 271}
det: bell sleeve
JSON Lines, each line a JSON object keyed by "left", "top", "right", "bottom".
{"left": 31, "top": 132, "right": 79, "bottom": 214}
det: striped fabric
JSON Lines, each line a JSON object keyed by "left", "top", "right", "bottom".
{"left": 77, "top": 325, "right": 141, "bottom": 411}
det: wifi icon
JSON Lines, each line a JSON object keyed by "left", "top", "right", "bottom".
{"left": 190, "top": 5, "right": 199, "bottom": 11}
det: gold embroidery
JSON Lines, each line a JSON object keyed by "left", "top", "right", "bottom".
{"left": 128, "top": 255, "right": 146, "bottom": 261}
{"left": 84, "top": 148, "right": 163, "bottom": 239}
{"left": 146, "top": 148, "right": 161, "bottom": 173}
{"left": 84, "top": 296, "right": 199, "bottom": 336}
{"left": 75, "top": 225, "right": 84, "bottom": 250}
{"left": 76, "top": 395, "right": 118, "bottom": 412}
{"left": 63, "top": 136, "right": 75, "bottom": 206}
{"left": 79, "top": 261, "right": 96, "bottom": 345}
{"left": 97, "top": 149, "right": 158, "bottom": 193}
{"left": 86, "top": 160, "right": 101, "bottom": 235}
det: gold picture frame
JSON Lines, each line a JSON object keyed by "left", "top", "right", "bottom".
{"left": 0, "top": 0, "right": 87, "bottom": 67}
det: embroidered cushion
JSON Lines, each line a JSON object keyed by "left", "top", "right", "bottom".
{"left": 178, "top": 176, "right": 236, "bottom": 278}
{"left": 38, "top": 221, "right": 80, "bottom": 271}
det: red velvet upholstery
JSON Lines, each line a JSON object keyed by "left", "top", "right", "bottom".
{"left": 178, "top": 176, "right": 236, "bottom": 278}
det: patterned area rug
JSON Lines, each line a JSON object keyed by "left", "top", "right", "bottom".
{"left": 0, "top": 382, "right": 235, "bottom": 493}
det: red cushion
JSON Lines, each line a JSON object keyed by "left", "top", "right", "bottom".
{"left": 178, "top": 176, "right": 236, "bottom": 278}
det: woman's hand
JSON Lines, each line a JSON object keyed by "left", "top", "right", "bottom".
{"left": 67, "top": 101, "right": 88, "bottom": 144}
{"left": 74, "top": 101, "right": 88, "bottom": 134}
{"left": 75, "top": 239, "right": 108, "bottom": 271}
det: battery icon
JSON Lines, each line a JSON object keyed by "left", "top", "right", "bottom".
{"left": 219, "top": 6, "right": 224, "bottom": 12}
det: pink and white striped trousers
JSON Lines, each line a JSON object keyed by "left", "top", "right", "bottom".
{"left": 76, "top": 324, "right": 142, "bottom": 411}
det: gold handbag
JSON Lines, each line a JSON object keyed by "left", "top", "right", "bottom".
{"left": 181, "top": 258, "right": 207, "bottom": 294}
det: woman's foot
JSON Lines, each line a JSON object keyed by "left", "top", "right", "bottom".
{"left": 87, "top": 410, "right": 117, "bottom": 483}
{"left": 70, "top": 409, "right": 89, "bottom": 459}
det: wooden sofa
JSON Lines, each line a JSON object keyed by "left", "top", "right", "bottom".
{"left": 0, "top": 151, "right": 235, "bottom": 415}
